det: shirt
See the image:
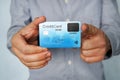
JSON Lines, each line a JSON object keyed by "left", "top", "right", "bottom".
{"left": 7, "top": 0, "right": 120, "bottom": 80}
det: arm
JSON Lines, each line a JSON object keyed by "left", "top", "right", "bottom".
{"left": 101, "top": 0, "right": 120, "bottom": 56}
{"left": 7, "top": 0, "right": 31, "bottom": 49}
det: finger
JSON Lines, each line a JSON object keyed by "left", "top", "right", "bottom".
{"left": 11, "top": 46, "right": 24, "bottom": 60}
{"left": 81, "top": 48, "right": 106, "bottom": 57}
{"left": 12, "top": 35, "right": 48, "bottom": 54}
{"left": 30, "top": 16, "right": 46, "bottom": 28}
{"left": 81, "top": 23, "right": 98, "bottom": 39}
{"left": 24, "top": 45, "right": 48, "bottom": 54}
{"left": 20, "top": 16, "right": 46, "bottom": 39}
{"left": 80, "top": 54, "right": 104, "bottom": 63}
{"left": 11, "top": 45, "right": 50, "bottom": 63}
{"left": 81, "top": 38, "right": 98, "bottom": 50}
{"left": 29, "top": 62, "right": 48, "bottom": 69}
{"left": 81, "top": 23, "right": 87, "bottom": 32}
{"left": 12, "top": 32, "right": 47, "bottom": 55}
{"left": 12, "top": 46, "right": 51, "bottom": 69}
{"left": 81, "top": 34, "right": 105, "bottom": 50}
{"left": 23, "top": 51, "right": 51, "bottom": 63}
{"left": 25, "top": 60, "right": 48, "bottom": 68}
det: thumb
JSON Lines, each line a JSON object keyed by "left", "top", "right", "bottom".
{"left": 20, "top": 16, "right": 46, "bottom": 39}
{"left": 30, "top": 16, "right": 46, "bottom": 28}
{"left": 81, "top": 23, "right": 98, "bottom": 39}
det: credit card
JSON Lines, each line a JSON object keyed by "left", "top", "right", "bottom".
{"left": 39, "top": 21, "right": 81, "bottom": 48}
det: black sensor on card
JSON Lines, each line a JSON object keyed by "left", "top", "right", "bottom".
{"left": 67, "top": 23, "right": 79, "bottom": 32}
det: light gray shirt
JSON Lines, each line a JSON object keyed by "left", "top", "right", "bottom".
{"left": 7, "top": 0, "right": 120, "bottom": 80}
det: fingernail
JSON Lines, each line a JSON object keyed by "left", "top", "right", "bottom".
{"left": 35, "top": 17, "right": 39, "bottom": 20}
{"left": 41, "top": 48, "right": 48, "bottom": 51}
{"left": 39, "top": 16, "right": 46, "bottom": 20}
{"left": 42, "top": 51, "right": 47, "bottom": 56}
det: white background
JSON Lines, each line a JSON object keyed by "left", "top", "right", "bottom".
{"left": 0, "top": 0, "right": 120, "bottom": 80}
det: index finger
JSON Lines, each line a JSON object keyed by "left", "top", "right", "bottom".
{"left": 12, "top": 34, "right": 47, "bottom": 54}
{"left": 81, "top": 23, "right": 98, "bottom": 38}
{"left": 22, "top": 45, "right": 48, "bottom": 54}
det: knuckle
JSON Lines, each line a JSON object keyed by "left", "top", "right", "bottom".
{"left": 100, "top": 42, "right": 106, "bottom": 47}
{"left": 23, "top": 63, "right": 29, "bottom": 67}
{"left": 40, "top": 54, "right": 47, "bottom": 60}
{"left": 20, "top": 59, "right": 29, "bottom": 67}
{"left": 22, "top": 55, "right": 30, "bottom": 63}
{"left": 42, "top": 60, "right": 48, "bottom": 64}
{"left": 38, "top": 61, "right": 48, "bottom": 67}
{"left": 35, "top": 54, "right": 45, "bottom": 61}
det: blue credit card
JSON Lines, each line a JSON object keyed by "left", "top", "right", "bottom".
{"left": 39, "top": 21, "right": 81, "bottom": 48}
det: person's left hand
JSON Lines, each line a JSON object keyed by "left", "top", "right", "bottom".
{"left": 80, "top": 24, "right": 111, "bottom": 63}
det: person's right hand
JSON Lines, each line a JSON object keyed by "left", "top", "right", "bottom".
{"left": 11, "top": 16, "right": 52, "bottom": 69}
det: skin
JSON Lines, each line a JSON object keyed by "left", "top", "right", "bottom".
{"left": 11, "top": 16, "right": 51, "bottom": 69}
{"left": 81, "top": 24, "right": 111, "bottom": 63}
{"left": 11, "top": 16, "right": 111, "bottom": 69}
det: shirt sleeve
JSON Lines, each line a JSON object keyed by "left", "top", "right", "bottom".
{"left": 101, "top": 0, "right": 120, "bottom": 56}
{"left": 7, "top": 0, "right": 31, "bottom": 49}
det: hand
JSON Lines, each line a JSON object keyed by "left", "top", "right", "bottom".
{"left": 80, "top": 24, "right": 111, "bottom": 63}
{"left": 11, "top": 16, "right": 52, "bottom": 69}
